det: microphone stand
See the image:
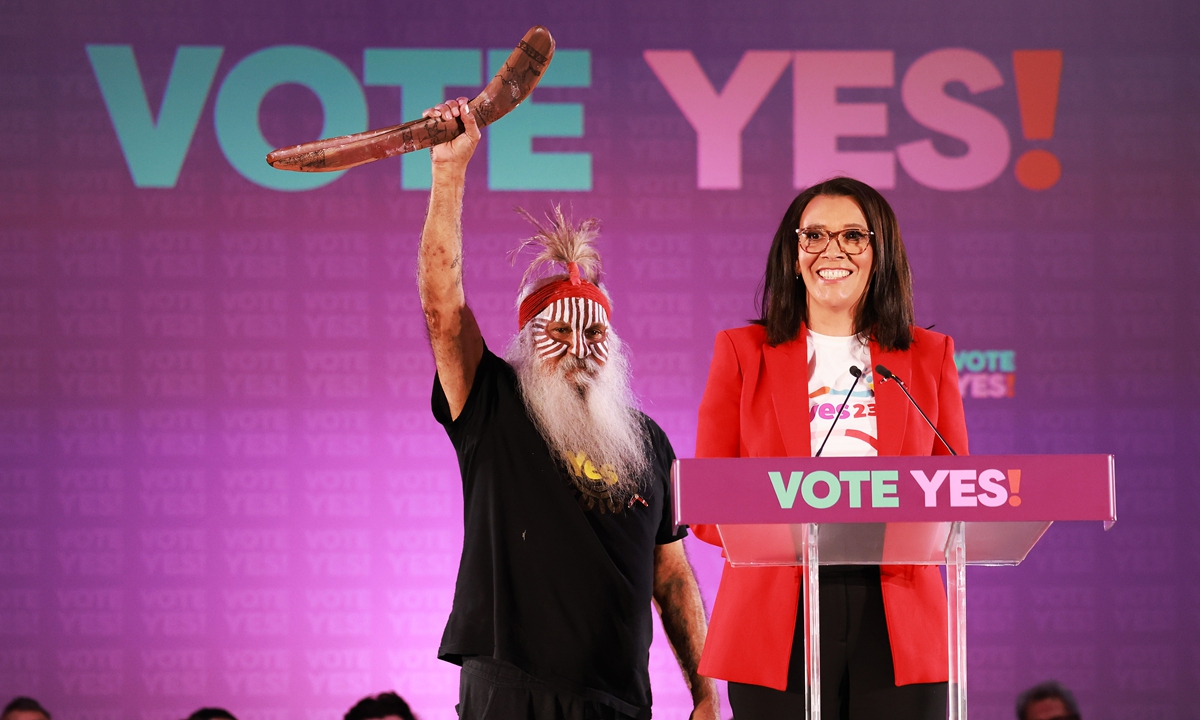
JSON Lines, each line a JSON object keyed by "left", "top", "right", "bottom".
{"left": 874, "top": 364, "right": 958, "bottom": 456}
{"left": 814, "top": 366, "right": 863, "bottom": 457}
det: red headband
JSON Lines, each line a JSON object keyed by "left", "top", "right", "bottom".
{"left": 517, "top": 262, "right": 613, "bottom": 329}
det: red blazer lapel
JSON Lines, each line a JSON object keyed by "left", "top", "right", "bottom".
{"left": 761, "top": 332, "right": 813, "bottom": 458}
{"left": 871, "top": 340, "right": 911, "bottom": 457}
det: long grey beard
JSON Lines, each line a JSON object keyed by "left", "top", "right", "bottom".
{"left": 506, "top": 328, "right": 650, "bottom": 511}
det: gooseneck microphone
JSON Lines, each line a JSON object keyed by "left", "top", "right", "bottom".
{"left": 874, "top": 364, "right": 958, "bottom": 455}
{"left": 815, "top": 366, "right": 863, "bottom": 457}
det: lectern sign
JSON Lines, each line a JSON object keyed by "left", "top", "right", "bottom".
{"left": 672, "top": 453, "right": 1118, "bottom": 720}
{"left": 673, "top": 454, "right": 1116, "bottom": 526}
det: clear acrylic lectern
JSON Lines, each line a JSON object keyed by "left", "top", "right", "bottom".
{"left": 672, "top": 454, "right": 1116, "bottom": 720}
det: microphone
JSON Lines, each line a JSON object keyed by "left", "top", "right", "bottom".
{"left": 874, "top": 364, "right": 958, "bottom": 456}
{"left": 814, "top": 366, "right": 863, "bottom": 457}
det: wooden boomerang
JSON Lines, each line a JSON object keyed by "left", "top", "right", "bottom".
{"left": 265, "top": 26, "right": 555, "bottom": 172}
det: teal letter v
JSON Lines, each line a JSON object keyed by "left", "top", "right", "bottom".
{"left": 769, "top": 471, "right": 803, "bottom": 509}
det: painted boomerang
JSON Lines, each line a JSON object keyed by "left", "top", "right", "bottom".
{"left": 266, "top": 26, "right": 555, "bottom": 172}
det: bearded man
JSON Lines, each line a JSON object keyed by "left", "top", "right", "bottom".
{"left": 418, "top": 97, "right": 719, "bottom": 720}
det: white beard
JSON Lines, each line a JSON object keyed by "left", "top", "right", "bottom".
{"left": 506, "top": 327, "right": 650, "bottom": 511}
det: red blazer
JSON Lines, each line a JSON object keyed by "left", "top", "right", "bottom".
{"left": 693, "top": 324, "right": 968, "bottom": 689}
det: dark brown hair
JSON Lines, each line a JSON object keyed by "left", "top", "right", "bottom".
{"left": 1016, "top": 681, "right": 1080, "bottom": 720}
{"left": 344, "top": 692, "right": 416, "bottom": 720}
{"left": 3, "top": 698, "right": 50, "bottom": 720}
{"left": 185, "top": 710, "right": 236, "bottom": 720}
{"left": 754, "top": 177, "right": 914, "bottom": 350}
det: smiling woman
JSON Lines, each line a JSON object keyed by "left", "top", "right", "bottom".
{"left": 692, "top": 177, "right": 969, "bottom": 720}
{"left": 757, "top": 176, "right": 915, "bottom": 352}
{"left": 795, "top": 197, "right": 876, "bottom": 335}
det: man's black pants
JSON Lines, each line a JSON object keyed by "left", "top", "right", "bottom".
{"left": 457, "top": 656, "right": 635, "bottom": 720}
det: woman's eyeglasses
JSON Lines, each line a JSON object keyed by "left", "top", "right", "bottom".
{"left": 795, "top": 227, "right": 874, "bottom": 255}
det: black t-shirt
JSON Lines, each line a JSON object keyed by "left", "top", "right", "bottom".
{"left": 432, "top": 346, "right": 686, "bottom": 719}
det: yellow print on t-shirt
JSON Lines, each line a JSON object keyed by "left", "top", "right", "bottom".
{"left": 564, "top": 451, "right": 625, "bottom": 513}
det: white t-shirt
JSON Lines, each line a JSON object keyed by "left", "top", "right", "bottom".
{"left": 807, "top": 330, "right": 878, "bottom": 457}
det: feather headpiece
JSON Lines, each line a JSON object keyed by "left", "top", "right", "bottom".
{"left": 510, "top": 206, "right": 611, "bottom": 329}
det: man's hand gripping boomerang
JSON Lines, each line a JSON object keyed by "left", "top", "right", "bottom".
{"left": 265, "top": 26, "right": 555, "bottom": 172}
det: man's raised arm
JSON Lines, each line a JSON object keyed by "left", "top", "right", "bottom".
{"left": 419, "top": 98, "right": 484, "bottom": 420}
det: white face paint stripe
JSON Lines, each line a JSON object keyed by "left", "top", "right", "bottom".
{"left": 572, "top": 297, "right": 586, "bottom": 357}
{"left": 530, "top": 317, "right": 565, "bottom": 359}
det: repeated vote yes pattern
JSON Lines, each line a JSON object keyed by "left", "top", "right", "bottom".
{"left": 0, "top": 2, "right": 1197, "bottom": 720}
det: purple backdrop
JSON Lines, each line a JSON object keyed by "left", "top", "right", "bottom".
{"left": 1, "top": 1, "right": 1197, "bottom": 719}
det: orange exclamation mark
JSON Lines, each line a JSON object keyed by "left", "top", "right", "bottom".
{"left": 1012, "top": 50, "right": 1063, "bottom": 191}
{"left": 1007, "top": 469, "right": 1022, "bottom": 507}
